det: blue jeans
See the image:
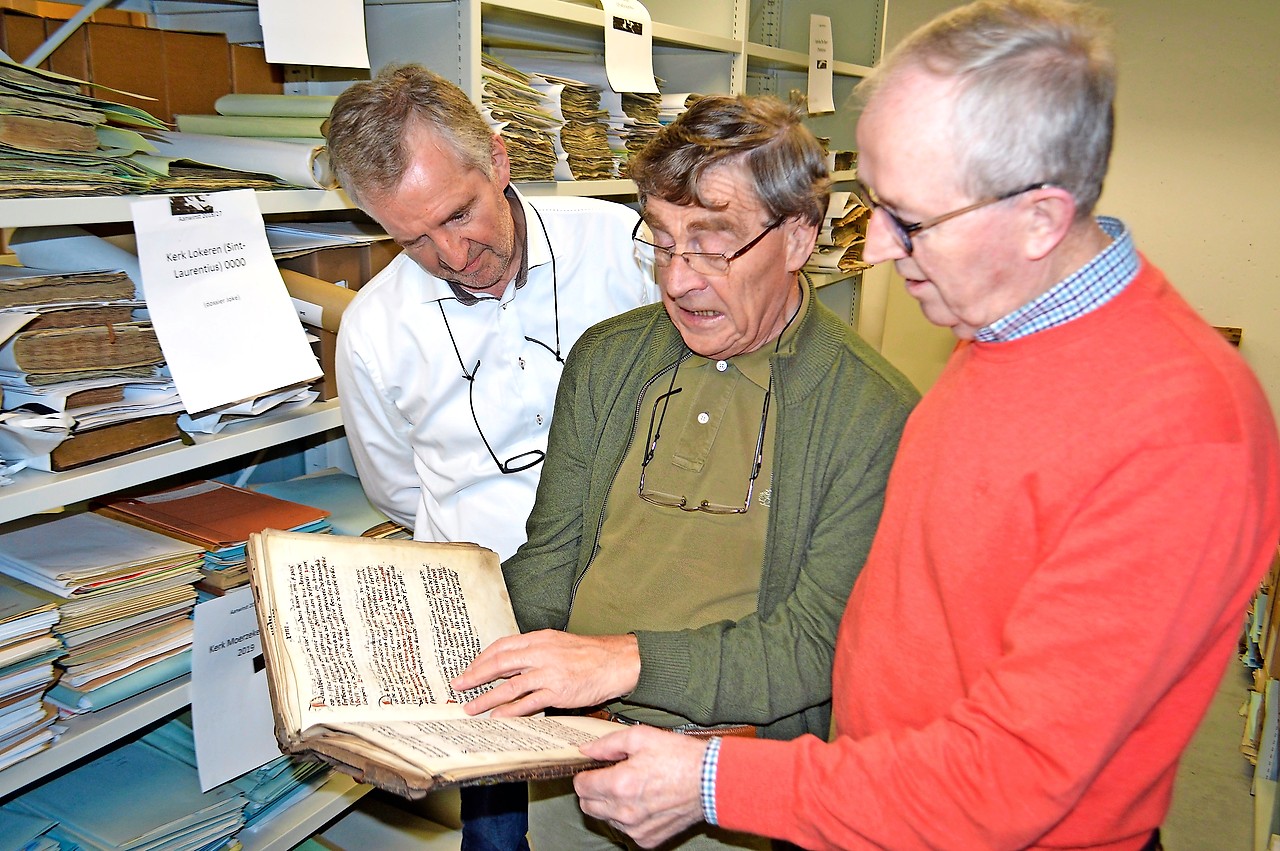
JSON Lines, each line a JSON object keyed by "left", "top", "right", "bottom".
{"left": 460, "top": 782, "right": 530, "bottom": 851}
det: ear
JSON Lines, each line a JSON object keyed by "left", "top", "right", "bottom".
{"left": 783, "top": 216, "right": 820, "bottom": 273}
{"left": 490, "top": 134, "right": 512, "bottom": 189}
{"left": 1022, "top": 186, "right": 1077, "bottom": 262}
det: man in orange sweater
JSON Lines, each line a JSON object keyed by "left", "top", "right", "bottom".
{"left": 570, "top": 1, "right": 1280, "bottom": 849}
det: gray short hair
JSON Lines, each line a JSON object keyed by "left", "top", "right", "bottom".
{"left": 326, "top": 64, "right": 495, "bottom": 206}
{"left": 629, "top": 94, "right": 830, "bottom": 226}
{"left": 860, "top": 0, "right": 1115, "bottom": 216}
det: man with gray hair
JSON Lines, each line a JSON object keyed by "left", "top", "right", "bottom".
{"left": 569, "top": 2, "right": 1280, "bottom": 849}
{"left": 326, "top": 63, "right": 656, "bottom": 851}
{"left": 452, "top": 93, "right": 917, "bottom": 849}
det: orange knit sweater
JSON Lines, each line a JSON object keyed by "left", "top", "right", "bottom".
{"left": 716, "top": 261, "right": 1280, "bottom": 850}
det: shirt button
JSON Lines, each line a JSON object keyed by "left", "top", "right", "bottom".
{"left": 697, "top": 412, "right": 710, "bottom": 424}
{"left": 519, "top": 357, "right": 526, "bottom": 369}
{"left": 536, "top": 414, "right": 544, "bottom": 425}
{"left": 716, "top": 360, "right": 728, "bottom": 372}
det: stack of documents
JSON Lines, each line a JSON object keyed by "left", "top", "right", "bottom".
{"left": 807, "top": 190, "right": 871, "bottom": 275}
{"left": 0, "top": 804, "right": 59, "bottom": 848}
{"left": 658, "top": 92, "right": 702, "bottom": 125}
{"left": 492, "top": 52, "right": 665, "bottom": 179}
{"left": 146, "top": 712, "right": 331, "bottom": 832}
{"left": 0, "top": 263, "right": 187, "bottom": 472}
{"left": 522, "top": 67, "right": 615, "bottom": 181}
{"left": 481, "top": 55, "right": 557, "bottom": 181}
{"left": 0, "top": 57, "right": 165, "bottom": 198}
{"left": 0, "top": 56, "right": 312, "bottom": 199}
{"left": 0, "top": 573, "right": 63, "bottom": 772}
{"left": 5, "top": 729, "right": 247, "bottom": 850}
{"left": 0, "top": 511, "right": 205, "bottom": 715}
{"left": 96, "top": 479, "right": 332, "bottom": 595}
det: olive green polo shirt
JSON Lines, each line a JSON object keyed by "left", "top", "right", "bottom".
{"left": 567, "top": 283, "right": 809, "bottom": 727}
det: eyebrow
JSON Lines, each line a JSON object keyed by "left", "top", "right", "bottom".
{"left": 643, "top": 210, "right": 738, "bottom": 236}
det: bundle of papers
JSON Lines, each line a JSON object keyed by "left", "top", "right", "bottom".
{"left": 265, "top": 220, "right": 392, "bottom": 261}
{"left": 5, "top": 730, "right": 247, "bottom": 850}
{"left": 481, "top": 55, "right": 558, "bottom": 181}
{"left": 146, "top": 712, "right": 331, "bottom": 831}
{"left": 97, "top": 479, "right": 332, "bottom": 594}
{"left": 0, "top": 512, "right": 204, "bottom": 714}
{"left": 0, "top": 512, "right": 203, "bottom": 599}
{"left": 808, "top": 190, "right": 871, "bottom": 274}
{"left": 492, "top": 51, "right": 667, "bottom": 178}
{"left": 0, "top": 573, "right": 63, "bottom": 772}
{"left": 0, "top": 57, "right": 321, "bottom": 198}
{"left": 0, "top": 58, "right": 166, "bottom": 199}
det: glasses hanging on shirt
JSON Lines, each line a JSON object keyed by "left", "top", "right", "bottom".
{"left": 438, "top": 206, "right": 562, "bottom": 475}
{"left": 636, "top": 353, "right": 771, "bottom": 514}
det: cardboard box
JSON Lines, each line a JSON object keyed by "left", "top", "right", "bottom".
{"left": 86, "top": 22, "right": 168, "bottom": 120}
{"left": 43, "top": 14, "right": 87, "bottom": 82}
{"left": 0, "top": 1, "right": 145, "bottom": 26}
{"left": 230, "top": 42, "right": 284, "bottom": 95}
{"left": 163, "top": 29, "right": 232, "bottom": 120}
{"left": 0, "top": 8, "right": 48, "bottom": 69}
{"left": 278, "top": 242, "right": 403, "bottom": 292}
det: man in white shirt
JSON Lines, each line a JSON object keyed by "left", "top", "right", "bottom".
{"left": 325, "top": 63, "right": 656, "bottom": 851}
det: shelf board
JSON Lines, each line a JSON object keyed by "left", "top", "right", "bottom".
{"left": 804, "top": 268, "right": 859, "bottom": 289}
{"left": 0, "top": 400, "right": 343, "bottom": 525}
{"left": 0, "top": 189, "right": 355, "bottom": 229}
{"left": 482, "top": 0, "right": 740, "bottom": 53}
{"left": 0, "top": 676, "right": 191, "bottom": 800}
{"left": 745, "top": 42, "right": 872, "bottom": 78}
{"left": 514, "top": 178, "right": 636, "bottom": 197}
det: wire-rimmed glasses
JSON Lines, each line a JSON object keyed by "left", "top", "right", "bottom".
{"left": 637, "top": 360, "right": 771, "bottom": 515}
{"left": 632, "top": 218, "right": 783, "bottom": 277}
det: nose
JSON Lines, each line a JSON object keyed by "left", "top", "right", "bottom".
{"left": 435, "top": 232, "right": 471, "bottom": 272}
{"left": 660, "top": 255, "right": 707, "bottom": 300}
{"left": 861, "top": 208, "right": 909, "bottom": 266}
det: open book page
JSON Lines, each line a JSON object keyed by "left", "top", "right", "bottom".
{"left": 248, "top": 530, "right": 516, "bottom": 734}
{"left": 313, "top": 714, "right": 619, "bottom": 788}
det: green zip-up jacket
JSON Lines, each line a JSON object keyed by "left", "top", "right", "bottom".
{"left": 503, "top": 282, "right": 919, "bottom": 741}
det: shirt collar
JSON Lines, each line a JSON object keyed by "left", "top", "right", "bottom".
{"left": 975, "top": 216, "right": 1137, "bottom": 342}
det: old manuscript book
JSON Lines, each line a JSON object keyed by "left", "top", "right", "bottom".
{"left": 246, "top": 530, "right": 621, "bottom": 797}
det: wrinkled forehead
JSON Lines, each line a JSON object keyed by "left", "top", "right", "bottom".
{"left": 641, "top": 161, "right": 766, "bottom": 232}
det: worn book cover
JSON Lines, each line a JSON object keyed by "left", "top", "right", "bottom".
{"left": 0, "top": 320, "right": 163, "bottom": 374}
{"left": 49, "top": 413, "right": 182, "bottom": 471}
{"left": 246, "top": 529, "right": 621, "bottom": 797}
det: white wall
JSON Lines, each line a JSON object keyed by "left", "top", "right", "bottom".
{"left": 867, "top": 1, "right": 1280, "bottom": 422}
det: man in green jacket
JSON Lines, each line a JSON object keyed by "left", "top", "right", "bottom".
{"left": 453, "top": 93, "right": 918, "bottom": 849}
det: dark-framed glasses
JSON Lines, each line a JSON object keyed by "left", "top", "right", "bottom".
{"left": 632, "top": 218, "right": 783, "bottom": 277}
{"left": 637, "top": 361, "right": 771, "bottom": 515}
{"left": 850, "top": 179, "right": 1053, "bottom": 256}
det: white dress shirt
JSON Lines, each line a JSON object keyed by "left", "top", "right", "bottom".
{"left": 336, "top": 189, "right": 656, "bottom": 560}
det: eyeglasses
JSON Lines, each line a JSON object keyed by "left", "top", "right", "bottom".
{"left": 437, "top": 296, "right": 562, "bottom": 476}
{"left": 850, "top": 179, "right": 1052, "bottom": 256}
{"left": 632, "top": 218, "right": 783, "bottom": 277}
{"left": 637, "top": 357, "right": 770, "bottom": 514}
